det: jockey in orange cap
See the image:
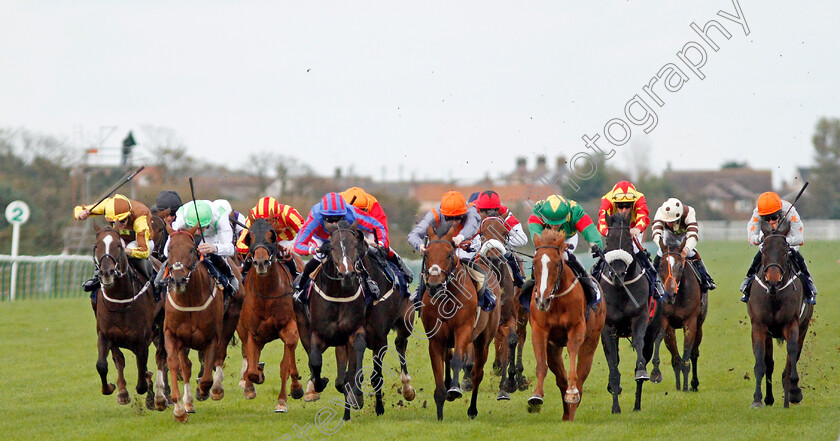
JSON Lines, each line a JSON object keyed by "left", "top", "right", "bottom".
{"left": 340, "top": 187, "right": 414, "bottom": 298}
{"left": 407, "top": 190, "right": 496, "bottom": 312}
{"left": 594, "top": 181, "right": 664, "bottom": 299}
{"left": 235, "top": 197, "right": 305, "bottom": 279}
{"left": 740, "top": 191, "right": 816, "bottom": 304}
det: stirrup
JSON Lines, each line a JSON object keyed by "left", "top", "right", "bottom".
{"left": 739, "top": 276, "right": 752, "bottom": 294}
{"left": 82, "top": 278, "right": 100, "bottom": 292}
{"left": 740, "top": 293, "right": 749, "bottom": 303}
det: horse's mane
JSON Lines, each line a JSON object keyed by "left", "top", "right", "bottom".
{"left": 609, "top": 210, "right": 632, "bottom": 227}
{"left": 537, "top": 229, "right": 566, "bottom": 247}
{"left": 433, "top": 219, "right": 454, "bottom": 239}
{"left": 337, "top": 219, "right": 351, "bottom": 229}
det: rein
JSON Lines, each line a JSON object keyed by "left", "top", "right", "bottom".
{"left": 93, "top": 229, "right": 147, "bottom": 312}
{"left": 247, "top": 243, "right": 295, "bottom": 299}
{"left": 422, "top": 240, "right": 459, "bottom": 290}
{"left": 164, "top": 229, "right": 218, "bottom": 313}
{"left": 660, "top": 251, "right": 685, "bottom": 290}
{"left": 757, "top": 233, "right": 797, "bottom": 292}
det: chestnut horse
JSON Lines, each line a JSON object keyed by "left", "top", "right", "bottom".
{"left": 420, "top": 221, "right": 500, "bottom": 420}
{"left": 91, "top": 225, "right": 166, "bottom": 409}
{"left": 747, "top": 219, "right": 813, "bottom": 408}
{"left": 599, "top": 211, "right": 662, "bottom": 414}
{"left": 236, "top": 219, "right": 304, "bottom": 412}
{"left": 477, "top": 215, "right": 520, "bottom": 400}
{"left": 651, "top": 229, "right": 707, "bottom": 391}
{"left": 298, "top": 220, "right": 368, "bottom": 421}
{"left": 158, "top": 226, "right": 228, "bottom": 422}
{"left": 527, "top": 230, "right": 605, "bottom": 420}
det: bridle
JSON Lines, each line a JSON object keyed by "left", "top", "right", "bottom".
{"left": 758, "top": 233, "right": 796, "bottom": 291}
{"left": 533, "top": 245, "right": 567, "bottom": 302}
{"left": 660, "top": 250, "right": 686, "bottom": 291}
{"left": 92, "top": 228, "right": 144, "bottom": 312}
{"left": 319, "top": 226, "right": 365, "bottom": 283}
{"left": 422, "top": 239, "right": 459, "bottom": 293}
{"left": 246, "top": 238, "right": 295, "bottom": 299}
{"left": 162, "top": 230, "right": 202, "bottom": 287}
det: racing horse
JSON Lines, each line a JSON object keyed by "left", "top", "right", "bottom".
{"left": 91, "top": 224, "right": 166, "bottom": 409}
{"left": 148, "top": 212, "right": 169, "bottom": 262}
{"left": 747, "top": 219, "right": 813, "bottom": 408}
{"left": 235, "top": 219, "right": 304, "bottom": 413}
{"left": 598, "top": 211, "right": 662, "bottom": 414}
{"left": 526, "top": 230, "right": 605, "bottom": 420}
{"left": 419, "top": 221, "right": 501, "bottom": 420}
{"left": 477, "top": 215, "right": 520, "bottom": 400}
{"left": 650, "top": 229, "right": 707, "bottom": 392}
{"left": 297, "top": 220, "right": 368, "bottom": 421}
{"left": 158, "top": 226, "right": 228, "bottom": 422}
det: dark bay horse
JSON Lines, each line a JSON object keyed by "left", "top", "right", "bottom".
{"left": 159, "top": 226, "right": 228, "bottom": 422}
{"left": 420, "top": 221, "right": 500, "bottom": 420}
{"left": 747, "top": 219, "right": 813, "bottom": 408}
{"left": 599, "top": 211, "right": 662, "bottom": 414}
{"left": 527, "top": 230, "right": 605, "bottom": 420}
{"left": 91, "top": 225, "right": 166, "bottom": 409}
{"left": 236, "top": 219, "right": 304, "bottom": 413}
{"left": 477, "top": 215, "right": 520, "bottom": 400}
{"left": 148, "top": 213, "right": 169, "bottom": 262}
{"left": 651, "top": 229, "right": 707, "bottom": 392}
{"left": 298, "top": 220, "right": 368, "bottom": 421}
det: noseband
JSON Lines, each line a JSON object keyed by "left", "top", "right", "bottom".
{"left": 422, "top": 240, "right": 458, "bottom": 291}
{"left": 660, "top": 250, "right": 685, "bottom": 289}
{"left": 163, "top": 230, "right": 201, "bottom": 286}
{"left": 758, "top": 233, "right": 795, "bottom": 290}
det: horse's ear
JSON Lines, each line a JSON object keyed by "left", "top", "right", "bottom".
{"left": 244, "top": 230, "right": 253, "bottom": 248}
{"left": 777, "top": 218, "right": 791, "bottom": 235}
{"left": 267, "top": 228, "right": 277, "bottom": 245}
{"left": 760, "top": 220, "right": 773, "bottom": 236}
{"left": 678, "top": 235, "right": 687, "bottom": 251}
{"left": 324, "top": 222, "right": 338, "bottom": 234}
{"left": 533, "top": 232, "right": 545, "bottom": 247}
{"left": 427, "top": 224, "right": 438, "bottom": 241}
{"left": 93, "top": 222, "right": 101, "bottom": 233}
{"left": 441, "top": 222, "right": 457, "bottom": 242}
{"left": 166, "top": 224, "right": 174, "bottom": 234}
{"left": 188, "top": 224, "right": 200, "bottom": 236}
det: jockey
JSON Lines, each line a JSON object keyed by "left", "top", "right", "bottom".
{"left": 740, "top": 192, "right": 816, "bottom": 304}
{"left": 525, "top": 194, "right": 603, "bottom": 308}
{"left": 340, "top": 187, "right": 415, "bottom": 297}
{"left": 407, "top": 190, "right": 496, "bottom": 312}
{"left": 651, "top": 198, "right": 716, "bottom": 293}
{"left": 74, "top": 194, "right": 157, "bottom": 306}
{"left": 594, "top": 180, "right": 664, "bottom": 299}
{"left": 236, "top": 196, "right": 305, "bottom": 278}
{"left": 292, "top": 192, "right": 388, "bottom": 304}
{"left": 473, "top": 190, "right": 528, "bottom": 287}
{"left": 149, "top": 190, "right": 182, "bottom": 227}
{"left": 156, "top": 199, "right": 240, "bottom": 299}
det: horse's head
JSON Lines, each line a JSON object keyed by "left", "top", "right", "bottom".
{"left": 423, "top": 220, "right": 458, "bottom": 294}
{"left": 244, "top": 218, "right": 278, "bottom": 276}
{"left": 604, "top": 211, "right": 634, "bottom": 281}
{"left": 760, "top": 218, "right": 791, "bottom": 292}
{"left": 165, "top": 225, "right": 202, "bottom": 293}
{"left": 478, "top": 216, "right": 508, "bottom": 261}
{"left": 532, "top": 230, "right": 568, "bottom": 312}
{"left": 658, "top": 229, "right": 687, "bottom": 298}
{"left": 325, "top": 220, "right": 364, "bottom": 290}
{"left": 149, "top": 214, "right": 169, "bottom": 260}
{"left": 93, "top": 223, "right": 128, "bottom": 288}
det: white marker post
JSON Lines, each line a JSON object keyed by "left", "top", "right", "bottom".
{"left": 5, "top": 201, "right": 31, "bottom": 301}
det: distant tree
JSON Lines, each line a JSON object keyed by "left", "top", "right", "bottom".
{"left": 802, "top": 117, "right": 840, "bottom": 218}
{"left": 140, "top": 125, "right": 195, "bottom": 183}
{"left": 721, "top": 160, "right": 748, "bottom": 169}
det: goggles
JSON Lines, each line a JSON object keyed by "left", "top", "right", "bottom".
{"left": 761, "top": 212, "right": 781, "bottom": 222}
{"left": 612, "top": 190, "right": 637, "bottom": 202}
{"left": 323, "top": 215, "right": 344, "bottom": 224}
{"left": 444, "top": 215, "right": 465, "bottom": 223}
{"left": 615, "top": 202, "right": 633, "bottom": 210}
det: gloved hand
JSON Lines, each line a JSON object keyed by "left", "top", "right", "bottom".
{"left": 630, "top": 227, "right": 641, "bottom": 237}
{"left": 318, "top": 242, "right": 332, "bottom": 254}
{"left": 453, "top": 235, "right": 465, "bottom": 247}
{"left": 590, "top": 243, "right": 602, "bottom": 259}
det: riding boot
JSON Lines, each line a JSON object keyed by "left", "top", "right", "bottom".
{"left": 129, "top": 257, "right": 158, "bottom": 301}
{"left": 387, "top": 250, "right": 414, "bottom": 284}
{"left": 479, "top": 285, "right": 497, "bottom": 312}
{"left": 211, "top": 254, "right": 239, "bottom": 299}
{"left": 153, "top": 262, "right": 168, "bottom": 300}
{"left": 567, "top": 252, "right": 601, "bottom": 307}
{"left": 790, "top": 249, "right": 817, "bottom": 305}
{"left": 294, "top": 258, "right": 321, "bottom": 305}
{"left": 283, "top": 259, "right": 299, "bottom": 279}
{"left": 740, "top": 251, "right": 762, "bottom": 302}
{"left": 410, "top": 276, "right": 426, "bottom": 311}
{"left": 652, "top": 254, "right": 661, "bottom": 270}
{"left": 505, "top": 252, "right": 525, "bottom": 288}
{"left": 519, "top": 279, "right": 535, "bottom": 311}
{"left": 637, "top": 251, "right": 664, "bottom": 300}
{"left": 693, "top": 256, "right": 716, "bottom": 291}
{"left": 241, "top": 258, "right": 252, "bottom": 279}
{"left": 590, "top": 257, "right": 605, "bottom": 281}
{"left": 83, "top": 276, "right": 100, "bottom": 293}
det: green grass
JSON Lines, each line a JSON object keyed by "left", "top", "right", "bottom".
{"left": 1, "top": 241, "right": 838, "bottom": 440}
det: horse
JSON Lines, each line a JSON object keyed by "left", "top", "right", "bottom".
{"left": 476, "top": 215, "right": 520, "bottom": 400}
{"left": 650, "top": 229, "right": 707, "bottom": 392}
{"left": 526, "top": 230, "right": 606, "bottom": 420}
{"left": 297, "top": 220, "right": 369, "bottom": 421}
{"left": 598, "top": 211, "right": 662, "bottom": 414}
{"left": 91, "top": 224, "right": 167, "bottom": 410}
{"left": 158, "top": 226, "right": 228, "bottom": 422}
{"left": 747, "top": 219, "right": 813, "bottom": 408}
{"left": 235, "top": 219, "right": 304, "bottom": 413}
{"left": 419, "top": 221, "right": 501, "bottom": 420}
{"left": 148, "top": 212, "right": 170, "bottom": 262}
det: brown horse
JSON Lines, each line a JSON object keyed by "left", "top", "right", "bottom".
{"left": 236, "top": 219, "right": 305, "bottom": 412}
{"left": 651, "top": 229, "right": 707, "bottom": 392}
{"left": 747, "top": 219, "right": 813, "bottom": 408}
{"left": 159, "top": 226, "right": 228, "bottom": 422}
{"left": 92, "top": 225, "right": 166, "bottom": 409}
{"left": 148, "top": 212, "right": 170, "bottom": 262}
{"left": 476, "top": 215, "right": 520, "bottom": 400}
{"left": 420, "top": 220, "right": 500, "bottom": 420}
{"left": 527, "top": 230, "right": 605, "bottom": 420}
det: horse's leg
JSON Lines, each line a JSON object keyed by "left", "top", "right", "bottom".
{"left": 505, "top": 326, "right": 519, "bottom": 394}
{"left": 394, "top": 312, "right": 416, "bottom": 401}
{"left": 750, "top": 323, "right": 768, "bottom": 408}
{"left": 663, "top": 323, "right": 681, "bottom": 391}
{"left": 516, "top": 310, "right": 529, "bottom": 391}
{"left": 371, "top": 341, "right": 386, "bottom": 416}
{"left": 444, "top": 349, "right": 452, "bottom": 390}
{"left": 96, "top": 333, "right": 116, "bottom": 396}
{"left": 429, "top": 339, "right": 447, "bottom": 421}
{"left": 467, "top": 334, "right": 490, "bottom": 419}
{"left": 153, "top": 327, "right": 169, "bottom": 411}
{"left": 133, "top": 343, "right": 150, "bottom": 395}
{"left": 178, "top": 347, "right": 197, "bottom": 414}
{"left": 462, "top": 345, "right": 475, "bottom": 392}
{"left": 111, "top": 347, "right": 131, "bottom": 405}
{"left": 447, "top": 325, "right": 471, "bottom": 400}
{"left": 564, "top": 320, "right": 586, "bottom": 407}
{"left": 791, "top": 313, "right": 811, "bottom": 405}
{"left": 334, "top": 345, "right": 348, "bottom": 395}
{"left": 350, "top": 328, "right": 366, "bottom": 413}
{"left": 764, "top": 336, "right": 774, "bottom": 406}
{"left": 207, "top": 340, "right": 225, "bottom": 401}
{"left": 242, "top": 334, "right": 260, "bottom": 400}
{"left": 280, "top": 322, "right": 304, "bottom": 405}
{"left": 650, "top": 328, "right": 664, "bottom": 384}
{"left": 631, "top": 314, "right": 650, "bottom": 381}
{"left": 545, "top": 342, "right": 570, "bottom": 420}
{"left": 681, "top": 316, "right": 699, "bottom": 392}
{"left": 783, "top": 320, "right": 801, "bottom": 408}
{"left": 527, "top": 323, "right": 548, "bottom": 413}
{"left": 601, "top": 327, "right": 622, "bottom": 414}
{"left": 304, "top": 334, "right": 327, "bottom": 402}
{"left": 690, "top": 321, "right": 703, "bottom": 392}
{"left": 237, "top": 324, "right": 249, "bottom": 389}
{"left": 165, "top": 333, "right": 187, "bottom": 422}
{"left": 572, "top": 326, "right": 600, "bottom": 422}
{"left": 492, "top": 327, "right": 504, "bottom": 376}
{"left": 496, "top": 315, "right": 515, "bottom": 400}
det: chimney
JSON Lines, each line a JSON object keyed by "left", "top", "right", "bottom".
{"left": 516, "top": 157, "right": 527, "bottom": 174}
{"left": 556, "top": 156, "right": 567, "bottom": 170}
{"left": 536, "top": 155, "right": 547, "bottom": 174}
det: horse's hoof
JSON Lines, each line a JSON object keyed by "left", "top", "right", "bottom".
{"left": 516, "top": 375, "right": 530, "bottom": 391}
{"left": 446, "top": 387, "right": 463, "bottom": 401}
{"left": 790, "top": 389, "right": 803, "bottom": 404}
{"left": 527, "top": 396, "right": 542, "bottom": 413}
{"left": 275, "top": 400, "right": 288, "bottom": 413}
{"left": 497, "top": 390, "right": 510, "bottom": 401}
{"left": 468, "top": 407, "right": 478, "bottom": 419}
{"left": 403, "top": 386, "right": 416, "bottom": 402}
{"left": 238, "top": 379, "right": 247, "bottom": 389}
{"left": 174, "top": 406, "right": 188, "bottom": 423}
{"left": 764, "top": 396, "right": 774, "bottom": 406}
{"left": 196, "top": 389, "right": 209, "bottom": 402}
{"left": 117, "top": 390, "right": 131, "bottom": 405}
{"left": 304, "top": 392, "right": 320, "bottom": 403}
{"left": 244, "top": 387, "right": 256, "bottom": 400}
{"left": 564, "top": 388, "right": 581, "bottom": 404}
{"left": 291, "top": 385, "right": 304, "bottom": 400}
{"left": 352, "top": 393, "right": 364, "bottom": 410}
{"left": 751, "top": 401, "right": 764, "bottom": 409}
{"left": 155, "top": 395, "right": 167, "bottom": 411}
{"left": 635, "top": 369, "right": 650, "bottom": 381}
{"left": 650, "top": 369, "right": 663, "bottom": 384}
{"left": 315, "top": 378, "right": 330, "bottom": 393}
{"left": 145, "top": 391, "right": 156, "bottom": 411}
{"left": 375, "top": 402, "right": 385, "bottom": 416}
{"left": 462, "top": 378, "right": 473, "bottom": 392}
{"left": 211, "top": 388, "right": 224, "bottom": 401}
{"left": 103, "top": 383, "right": 116, "bottom": 395}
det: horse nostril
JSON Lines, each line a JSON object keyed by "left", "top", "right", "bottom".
{"left": 342, "top": 271, "right": 353, "bottom": 279}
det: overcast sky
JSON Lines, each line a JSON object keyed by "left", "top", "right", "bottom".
{"left": 2, "top": 0, "right": 836, "bottom": 188}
